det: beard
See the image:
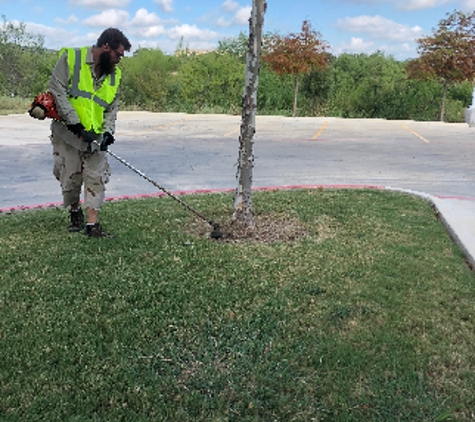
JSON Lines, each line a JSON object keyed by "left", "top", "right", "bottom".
{"left": 98, "top": 51, "right": 115, "bottom": 75}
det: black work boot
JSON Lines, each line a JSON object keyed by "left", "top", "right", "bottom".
{"left": 69, "top": 208, "right": 84, "bottom": 232}
{"left": 85, "top": 223, "right": 115, "bottom": 238}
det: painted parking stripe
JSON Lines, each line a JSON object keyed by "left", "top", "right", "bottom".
{"left": 224, "top": 127, "right": 240, "bottom": 137}
{"left": 400, "top": 123, "right": 430, "bottom": 143}
{"left": 312, "top": 121, "right": 328, "bottom": 139}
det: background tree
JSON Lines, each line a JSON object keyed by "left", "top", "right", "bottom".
{"left": 1, "top": 15, "right": 472, "bottom": 123}
{"left": 263, "top": 20, "right": 329, "bottom": 117}
{"left": 219, "top": 31, "right": 297, "bottom": 116}
{"left": 217, "top": 32, "right": 249, "bottom": 62}
{"left": 0, "top": 15, "right": 53, "bottom": 97}
{"left": 327, "top": 52, "right": 406, "bottom": 118}
{"left": 300, "top": 64, "right": 331, "bottom": 116}
{"left": 408, "top": 10, "right": 475, "bottom": 121}
{"left": 257, "top": 67, "right": 295, "bottom": 115}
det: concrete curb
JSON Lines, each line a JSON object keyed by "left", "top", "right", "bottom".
{"left": 2, "top": 183, "right": 474, "bottom": 270}
{"left": 0, "top": 184, "right": 385, "bottom": 214}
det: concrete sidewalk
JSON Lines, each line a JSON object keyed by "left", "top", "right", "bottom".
{"left": 385, "top": 187, "right": 475, "bottom": 269}
{"left": 431, "top": 195, "right": 475, "bottom": 269}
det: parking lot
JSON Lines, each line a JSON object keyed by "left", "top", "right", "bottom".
{"left": 1, "top": 111, "right": 475, "bottom": 209}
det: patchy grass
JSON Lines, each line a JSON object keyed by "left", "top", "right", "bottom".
{"left": 1, "top": 189, "right": 474, "bottom": 421}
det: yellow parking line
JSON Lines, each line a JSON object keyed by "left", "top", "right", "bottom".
{"left": 400, "top": 123, "right": 430, "bottom": 143}
{"left": 312, "top": 121, "right": 328, "bottom": 139}
{"left": 224, "top": 127, "right": 240, "bottom": 137}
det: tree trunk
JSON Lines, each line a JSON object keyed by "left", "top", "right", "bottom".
{"left": 440, "top": 79, "right": 448, "bottom": 122}
{"left": 233, "top": 0, "right": 266, "bottom": 226}
{"left": 292, "top": 73, "right": 299, "bottom": 118}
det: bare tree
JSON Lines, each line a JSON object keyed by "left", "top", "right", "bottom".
{"left": 233, "top": 0, "right": 266, "bottom": 227}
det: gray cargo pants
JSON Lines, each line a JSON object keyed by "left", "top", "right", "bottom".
{"left": 52, "top": 135, "right": 110, "bottom": 210}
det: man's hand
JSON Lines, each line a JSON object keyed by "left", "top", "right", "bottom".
{"left": 67, "top": 123, "right": 85, "bottom": 136}
{"left": 100, "top": 132, "right": 115, "bottom": 151}
{"left": 67, "top": 123, "right": 95, "bottom": 143}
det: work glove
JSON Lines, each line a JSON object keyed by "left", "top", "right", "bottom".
{"left": 67, "top": 123, "right": 95, "bottom": 143}
{"left": 100, "top": 132, "right": 115, "bottom": 151}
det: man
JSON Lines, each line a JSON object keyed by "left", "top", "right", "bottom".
{"left": 49, "top": 28, "right": 131, "bottom": 238}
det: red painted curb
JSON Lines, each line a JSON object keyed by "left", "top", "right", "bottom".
{"left": 0, "top": 184, "right": 390, "bottom": 214}
{"left": 434, "top": 195, "right": 475, "bottom": 201}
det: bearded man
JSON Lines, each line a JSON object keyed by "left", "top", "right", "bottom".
{"left": 49, "top": 28, "right": 131, "bottom": 238}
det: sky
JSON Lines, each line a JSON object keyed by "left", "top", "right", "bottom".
{"left": 1, "top": 0, "right": 475, "bottom": 60}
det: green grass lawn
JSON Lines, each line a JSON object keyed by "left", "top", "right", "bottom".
{"left": 1, "top": 189, "right": 474, "bottom": 421}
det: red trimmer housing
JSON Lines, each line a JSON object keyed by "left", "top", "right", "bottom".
{"left": 29, "top": 92, "right": 61, "bottom": 121}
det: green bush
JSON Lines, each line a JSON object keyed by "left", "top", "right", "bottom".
{"left": 176, "top": 52, "right": 244, "bottom": 113}
{"left": 1, "top": 20, "right": 473, "bottom": 122}
{"left": 0, "top": 18, "right": 56, "bottom": 98}
{"left": 257, "top": 66, "right": 294, "bottom": 115}
{"left": 0, "top": 95, "right": 30, "bottom": 114}
{"left": 119, "top": 48, "right": 176, "bottom": 112}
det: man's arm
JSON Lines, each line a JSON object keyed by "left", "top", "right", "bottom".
{"left": 102, "top": 86, "right": 120, "bottom": 134}
{"left": 49, "top": 52, "right": 81, "bottom": 125}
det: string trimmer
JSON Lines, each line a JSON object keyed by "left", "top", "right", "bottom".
{"left": 98, "top": 143, "right": 223, "bottom": 239}
{"left": 29, "top": 92, "right": 224, "bottom": 239}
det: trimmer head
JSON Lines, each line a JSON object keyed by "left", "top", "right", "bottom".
{"left": 210, "top": 223, "right": 224, "bottom": 240}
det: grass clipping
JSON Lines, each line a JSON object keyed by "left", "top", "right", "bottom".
{"left": 189, "top": 212, "right": 309, "bottom": 243}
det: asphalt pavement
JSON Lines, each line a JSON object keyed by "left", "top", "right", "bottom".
{"left": 1, "top": 111, "right": 475, "bottom": 268}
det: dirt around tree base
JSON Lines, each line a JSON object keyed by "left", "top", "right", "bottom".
{"left": 188, "top": 213, "right": 310, "bottom": 244}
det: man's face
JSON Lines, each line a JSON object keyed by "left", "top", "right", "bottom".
{"left": 100, "top": 44, "right": 125, "bottom": 75}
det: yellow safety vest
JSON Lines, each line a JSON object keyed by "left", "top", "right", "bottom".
{"left": 62, "top": 47, "right": 121, "bottom": 134}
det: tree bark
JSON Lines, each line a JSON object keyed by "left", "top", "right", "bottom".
{"left": 292, "top": 73, "right": 299, "bottom": 118}
{"left": 440, "top": 79, "right": 448, "bottom": 122}
{"left": 233, "top": 0, "right": 266, "bottom": 226}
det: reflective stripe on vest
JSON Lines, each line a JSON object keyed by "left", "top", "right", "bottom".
{"left": 63, "top": 47, "right": 121, "bottom": 133}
